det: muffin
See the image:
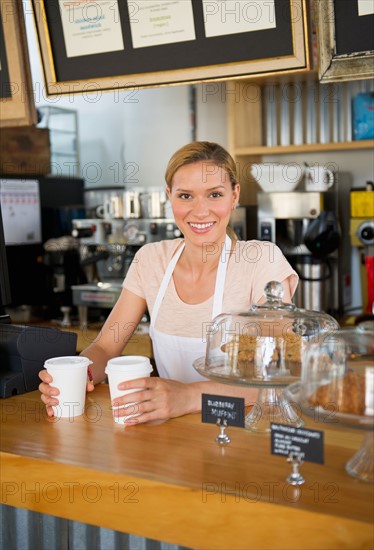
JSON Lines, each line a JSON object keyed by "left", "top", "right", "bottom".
{"left": 222, "top": 333, "right": 302, "bottom": 379}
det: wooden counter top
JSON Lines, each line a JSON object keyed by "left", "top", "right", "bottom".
{"left": 1, "top": 386, "right": 373, "bottom": 549}
{"left": 66, "top": 324, "right": 153, "bottom": 356}
{"left": 24, "top": 320, "right": 154, "bottom": 356}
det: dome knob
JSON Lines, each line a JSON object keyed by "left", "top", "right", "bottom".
{"left": 264, "top": 281, "right": 284, "bottom": 303}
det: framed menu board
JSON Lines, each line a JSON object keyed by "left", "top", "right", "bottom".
{"left": 0, "top": 0, "right": 37, "bottom": 126}
{"left": 32, "top": 0, "right": 309, "bottom": 96}
{"left": 317, "top": 0, "right": 374, "bottom": 82}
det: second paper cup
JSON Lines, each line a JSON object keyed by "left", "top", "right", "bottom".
{"left": 105, "top": 356, "right": 153, "bottom": 424}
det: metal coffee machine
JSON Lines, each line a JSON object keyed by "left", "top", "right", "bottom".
{"left": 257, "top": 173, "right": 352, "bottom": 317}
{"left": 70, "top": 218, "right": 134, "bottom": 327}
{"left": 71, "top": 215, "right": 181, "bottom": 327}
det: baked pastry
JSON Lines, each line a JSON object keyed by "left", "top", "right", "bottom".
{"left": 308, "top": 370, "right": 366, "bottom": 416}
{"left": 282, "top": 334, "right": 302, "bottom": 376}
{"left": 222, "top": 333, "right": 302, "bottom": 378}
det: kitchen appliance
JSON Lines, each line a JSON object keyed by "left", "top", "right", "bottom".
{"left": 122, "top": 218, "right": 182, "bottom": 244}
{"left": 139, "top": 191, "right": 169, "bottom": 218}
{"left": 71, "top": 218, "right": 137, "bottom": 327}
{"left": 71, "top": 217, "right": 181, "bottom": 327}
{"left": 0, "top": 175, "right": 85, "bottom": 319}
{"left": 350, "top": 187, "right": 374, "bottom": 316}
{"left": 229, "top": 205, "right": 257, "bottom": 241}
{"left": 257, "top": 173, "right": 352, "bottom": 317}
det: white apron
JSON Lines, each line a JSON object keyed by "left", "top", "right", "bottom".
{"left": 150, "top": 235, "right": 231, "bottom": 383}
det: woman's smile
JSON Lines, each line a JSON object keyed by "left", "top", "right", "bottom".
{"left": 188, "top": 221, "right": 215, "bottom": 233}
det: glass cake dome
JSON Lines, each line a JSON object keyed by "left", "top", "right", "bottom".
{"left": 194, "top": 281, "right": 339, "bottom": 433}
{"left": 284, "top": 326, "right": 374, "bottom": 482}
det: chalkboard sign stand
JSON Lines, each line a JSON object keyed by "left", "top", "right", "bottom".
{"left": 215, "top": 419, "right": 231, "bottom": 446}
{"left": 286, "top": 453, "right": 305, "bottom": 486}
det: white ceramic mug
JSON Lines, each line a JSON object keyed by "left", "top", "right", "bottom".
{"left": 304, "top": 166, "right": 334, "bottom": 192}
{"left": 96, "top": 196, "right": 125, "bottom": 219}
{"left": 95, "top": 202, "right": 111, "bottom": 219}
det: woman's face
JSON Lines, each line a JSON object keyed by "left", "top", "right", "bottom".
{"left": 166, "top": 161, "right": 240, "bottom": 245}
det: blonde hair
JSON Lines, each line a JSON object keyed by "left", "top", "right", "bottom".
{"left": 165, "top": 141, "right": 238, "bottom": 190}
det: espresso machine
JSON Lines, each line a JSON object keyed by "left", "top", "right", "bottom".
{"left": 257, "top": 173, "right": 352, "bottom": 317}
{"left": 71, "top": 214, "right": 181, "bottom": 327}
{"left": 70, "top": 218, "right": 138, "bottom": 327}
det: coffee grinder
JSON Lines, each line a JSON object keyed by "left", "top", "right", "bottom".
{"left": 257, "top": 173, "right": 352, "bottom": 317}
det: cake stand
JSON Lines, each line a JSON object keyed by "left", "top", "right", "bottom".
{"left": 193, "top": 281, "right": 339, "bottom": 434}
{"left": 284, "top": 381, "right": 373, "bottom": 482}
{"left": 283, "top": 327, "right": 373, "bottom": 482}
{"left": 193, "top": 355, "right": 303, "bottom": 433}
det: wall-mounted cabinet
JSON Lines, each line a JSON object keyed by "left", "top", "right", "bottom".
{"left": 227, "top": 79, "right": 374, "bottom": 204}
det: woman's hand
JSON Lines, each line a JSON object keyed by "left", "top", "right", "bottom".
{"left": 38, "top": 369, "right": 95, "bottom": 417}
{"left": 112, "top": 377, "right": 199, "bottom": 425}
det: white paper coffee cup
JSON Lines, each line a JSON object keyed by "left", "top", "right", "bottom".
{"left": 44, "top": 356, "right": 92, "bottom": 419}
{"left": 104, "top": 356, "right": 153, "bottom": 424}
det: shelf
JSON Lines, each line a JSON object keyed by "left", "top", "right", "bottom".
{"left": 235, "top": 140, "right": 374, "bottom": 156}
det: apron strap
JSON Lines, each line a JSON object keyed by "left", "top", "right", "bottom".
{"left": 151, "top": 235, "right": 231, "bottom": 328}
{"left": 151, "top": 242, "right": 185, "bottom": 326}
{"left": 212, "top": 234, "right": 231, "bottom": 318}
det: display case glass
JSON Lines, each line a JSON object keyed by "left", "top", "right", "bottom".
{"left": 285, "top": 325, "right": 374, "bottom": 482}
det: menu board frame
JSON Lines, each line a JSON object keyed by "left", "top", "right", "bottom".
{"left": 317, "top": 0, "right": 374, "bottom": 82}
{"left": 31, "top": 0, "right": 309, "bottom": 96}
{"left": 0, "top": 0, "right": 37, "bottom": 127}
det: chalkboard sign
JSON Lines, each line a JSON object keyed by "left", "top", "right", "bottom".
{"left": 271, "top": 423, "right": 324, "bottom": 465}
{"left": 202, "top": 393, "right": 245, "bottom": 428}
{"left": 31, "top": 0, "right": 309, "bottom": 95}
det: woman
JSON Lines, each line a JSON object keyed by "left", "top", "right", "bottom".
{"left": 39, "top": 141, "right": 298, "bottom": 423}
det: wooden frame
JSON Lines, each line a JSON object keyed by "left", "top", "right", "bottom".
{"left": 0, "top": 0, "right": 37, "bottom": 127}
{"left": 317, "top": 0, "right": 374, "bottom": 82}
{"left": 32, "top": 0, "right": 309, "bottom": 96}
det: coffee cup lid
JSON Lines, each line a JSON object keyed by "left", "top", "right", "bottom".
{"left": 45, "top": 356, "right": 92, "bottom": 369}
{"left": 104, "top": 355, "right": 152, "bottom": 374}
